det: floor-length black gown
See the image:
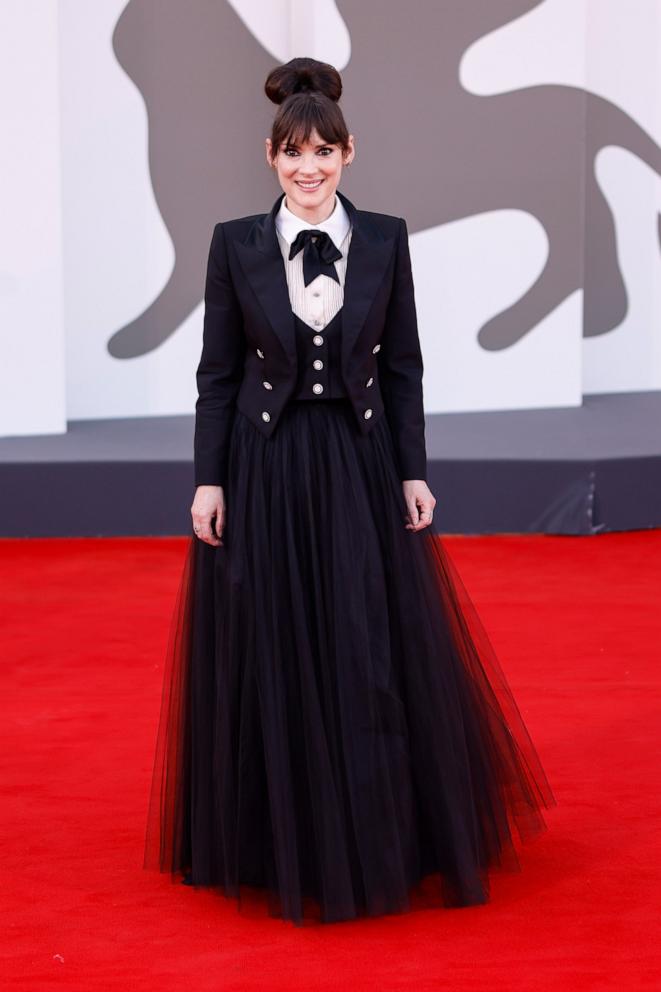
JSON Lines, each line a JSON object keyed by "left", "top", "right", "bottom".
{"left": 143, "top": 303, "right": 556, "bottom": 926}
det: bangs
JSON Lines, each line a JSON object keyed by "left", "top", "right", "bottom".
{"left": 275, "top": 94, "right": 348, "bottom": 152}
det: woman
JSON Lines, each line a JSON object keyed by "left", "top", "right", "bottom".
{"left": 143, "top": 57, "right": 556, "bottom": 926}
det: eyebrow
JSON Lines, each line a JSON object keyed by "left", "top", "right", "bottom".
{"left": 283, "top": 141, "right": 331, "bottom": 148}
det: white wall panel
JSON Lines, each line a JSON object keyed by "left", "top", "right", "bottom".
{"left": 0, "top": 1, "right": 66, "bottom": 437}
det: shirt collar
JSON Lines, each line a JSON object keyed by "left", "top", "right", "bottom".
{"left": 275, "top": 192, "right": 351, "bottom": 249}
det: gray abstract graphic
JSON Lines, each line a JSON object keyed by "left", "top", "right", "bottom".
{"left": 110, "top": 0, "right": 661, "bottom": 359}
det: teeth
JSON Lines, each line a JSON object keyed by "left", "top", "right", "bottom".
{"left": 297, "top": 180, "right": 322, "bottom": 188}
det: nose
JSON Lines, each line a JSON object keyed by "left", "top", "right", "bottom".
{"left": 297, "top": 154, "right": 321, "bottom": 176}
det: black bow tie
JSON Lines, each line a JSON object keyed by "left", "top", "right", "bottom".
{"left": 288, "top": 228, "right": 342, "bottom": 286}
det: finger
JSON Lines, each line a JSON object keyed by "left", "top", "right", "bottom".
{"left": 203, "top": 526, "right": 221, "bottom": 547}
{"left": 203, "top": 516, "right": 220, "bottom": 546}
{"left": 214, "top": 504, "right": 225, "bottom": 543}
{"left": 406, "top": 501, "right": 434, "bottom": 531}
{"left": 193, "top": 516, "right": 220, "bottom": 547}
{"left": 405, "top": 496, "right": 420, "bottom": 527}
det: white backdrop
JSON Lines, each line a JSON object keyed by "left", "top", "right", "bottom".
{"left": 0, "top": 1, "right": 66, "bottom": 436}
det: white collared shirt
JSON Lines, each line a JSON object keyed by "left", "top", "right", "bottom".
{"left": 275, "top": 192, "right": 352, "bottom": 330}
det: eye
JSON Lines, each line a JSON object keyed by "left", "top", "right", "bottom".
{"left": 283, "top": 146, "right": 333, "bottom": 157}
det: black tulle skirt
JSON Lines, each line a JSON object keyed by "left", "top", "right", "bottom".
{"left": 143, "top": 397, "right": 556, "bottom": 925}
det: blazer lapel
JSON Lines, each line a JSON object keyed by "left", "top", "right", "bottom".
{"left": 336, "top": 189, "right": 395, "bottom": 366}
{"left": 232, "top": 188, "right": 395, "bottom": 367}
{"left": 233, "top": 193, "right": 297, "bottom": 362}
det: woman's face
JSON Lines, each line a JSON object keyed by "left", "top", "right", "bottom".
{"left": 266, "top": 127, "right": 355, "bottom": 219}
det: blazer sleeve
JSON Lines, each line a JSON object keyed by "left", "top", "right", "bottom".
{"left": 193, "top": 222, "right": 246, "bottom": 487}
{"left": 378, "top": 217, "right": 427, "bottom": 482}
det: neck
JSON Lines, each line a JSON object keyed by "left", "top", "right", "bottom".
{"left": 284, "top": 191, "right": 337, "bottom": 226}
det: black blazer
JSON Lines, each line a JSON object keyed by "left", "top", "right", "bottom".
{"left": 193, "top": 188, "right": 427, "bottom": 487}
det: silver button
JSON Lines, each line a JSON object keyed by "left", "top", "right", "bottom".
{"left": 313, "top": 334, "right": 324, "bottom": 346}
{"left": 312, "top": 383, "right": 324, "bottom": 395}
{"left": 366, "top": 377, "right": 373, "bottom": 387}
{"left": 312, "top": 291, "right": 321, "bottom": 297}
{"left": 372, "top": 343, "right": 381, "bottom": 354}
{"left": 263, "top": 380, "right": 272, "bottom": 390}
{"left": 257, "top": 348, "right": 264, "bottom": 359}
{"left": 261, "top": 411, "right": 271, "bottom": 422}
{"left": 364, "top": 408, "right": 373, "bottom": 419}
{"left": 313, "top": 359, "right": 323, "bottom": 370}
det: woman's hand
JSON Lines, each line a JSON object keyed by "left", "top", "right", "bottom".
{"left": 402, "top": 480, "right": 436, "bottom": 532}
{"left": 191, "top": 485, "right": 225, "bottom": 547}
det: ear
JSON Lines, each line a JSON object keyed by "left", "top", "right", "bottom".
{"left": 344, "top": 134, "right": 356, "bottom": 166}
{"left": 265, "top": 137, "right": 275, "bottom": 168}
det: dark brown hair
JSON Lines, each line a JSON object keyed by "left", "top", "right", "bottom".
{"left": 265, "top": 58, "right": 350, "bottom": 161}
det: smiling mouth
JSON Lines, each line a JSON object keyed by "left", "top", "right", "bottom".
{"left": 295, "top": 179, "right": 324, "bottom": 191}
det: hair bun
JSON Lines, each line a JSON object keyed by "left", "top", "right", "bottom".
{"left": 265, "top": 58, "right": 342, "bottom": 106}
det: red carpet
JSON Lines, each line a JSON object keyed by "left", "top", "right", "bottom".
{"left": 1, "top": 532, "right": 659, "bottom": 991}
